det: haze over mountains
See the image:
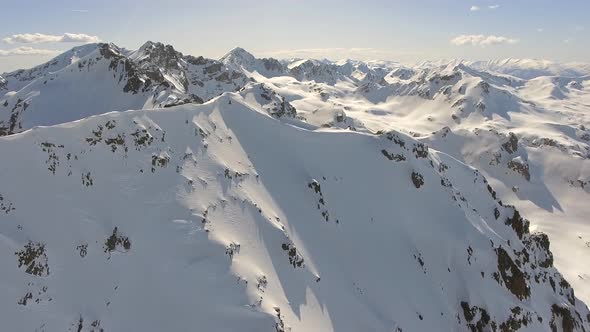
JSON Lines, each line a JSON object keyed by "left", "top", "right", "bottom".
{"left": 1, "top": 41, "right": 589, "bottom": 331}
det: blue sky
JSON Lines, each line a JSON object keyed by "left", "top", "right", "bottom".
{"left": 1, "top": 0, "right": 588, "bottom": 72}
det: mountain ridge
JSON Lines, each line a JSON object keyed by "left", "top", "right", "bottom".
{"left": 1, "top": 91, "right": 588, "bottom": 331}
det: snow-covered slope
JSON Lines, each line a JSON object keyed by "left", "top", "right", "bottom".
{"left": 1, "top": 43, "right": 100, "bottom": 92}
{"left": 0, "top": 43, "right": 181, "bottom": 136}
{"left": 0, "top": 42, "right": 248, "bottom": 136}
{"left": 238, "top": 82, "right": 298, "bottom": 119}
{"left": 467, "top": 59, "right": 590, "bottom": 80}
{"left": 1, "top": 93, "right": 588, "bottom": 331}
{"left": 246, "top": 55, "right": 590, "bottom": 307}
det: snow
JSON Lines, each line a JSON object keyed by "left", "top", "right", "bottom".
{"left": 1, "top": 43, "right": 590, "bottom": 331}
{"left": 1, "top": 43, "right": 100, "bottom": 92}
{"left": 467, "top": 58, "right": 590, "bottom": 80}
{"left": 0, "top": 42, "right": 250, "bottom": 136}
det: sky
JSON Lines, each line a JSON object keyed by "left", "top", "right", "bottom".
{"left": 1, "top": 0, "right": 589, "bottom": 72}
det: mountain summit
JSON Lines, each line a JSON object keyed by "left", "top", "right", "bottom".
{"left": 221, "top": 46, "right": 257, "bottom": 67}
{"left": 221, "top": 46, "right": 287, "bottom": 78}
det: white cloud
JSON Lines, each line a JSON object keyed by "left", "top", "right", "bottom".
{"left": 451, "top": 34, "right": 519, "bottom": 46}
{"left": 537, "top": 28, "right": 544, "bottom": 32}
{"left": 471, "top": 5, "right": 499, "bottom": 12}
{"left": 71, "top": 9, "right": 89, "bottom": 13}
{"left": 3, "top": 33, "right": 100, "bottom": 44}
{"left": 0, "top": 47, "right": 61, "bottom": 56}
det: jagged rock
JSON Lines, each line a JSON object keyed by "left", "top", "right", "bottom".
{"left": 507, "top": 157, "right": 531, "bottom": 181}
{"left": 502, "top": 132, "right": 519, "bottom": 154}
{"left": 495, "top": 247, "right": 530, "bottom": 300}
{"left": 412, "top": 171, "right": 425, "bottom": 188}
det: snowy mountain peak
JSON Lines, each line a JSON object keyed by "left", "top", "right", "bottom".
{"left": 220, "top": 47, "right": 287, "bottom": 78}
{"left": 137, "top": 40, "right": 159, "bottom": 51}
{"left": 131, "top": 41, "right": 183, "bottom": 70}
{"left": 0, "top": 42, "right": 258, "bottom": 136}
{"left": 221, "top": 46, "right": 257, "bottom": 66}
{"left": 0, "top": 43, "right": 101, "bottom": 92}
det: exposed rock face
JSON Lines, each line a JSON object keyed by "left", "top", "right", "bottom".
{"left": 505, "top": 208, "right": 530, "bottom": 240}
{"left": 15, "top": 241, "right": 49, "bottom": 277}
{"left": 134, "top": 41, "right": 183, "bottom": 71}
{"left": 411, "top": 171, "right": 424, "bottom": 188}
{"left": 220, "top": 47, "right": 287, "bottom": 77}
{"left": 508, "top": 157, "right": 531, "bottom": 181}
{"left": 551, "top": 304, "right": 578, "bottom": 332}
{"left": 183, "top": 53, "right": 248, "bottom": 100}
{"left": 495, "top": 247, "right": 530, "bottom": 300}
{"left": 238, "top": 82, "right": 296, "bottom": 118}
{"left": 130, "top": 41, "right": 186, "bottom": 87}
{"left": 99, "top": 43, "right": 156, "bottom": 94}
{"left": 461, "top": 301, "right": 491, "bottom": 332}
{"left": 103, "top": 227, "right": 131, "bottom": 257}
{"left": 289, "top": 59, "right": 343, "bottom": 84}
{"left": 261, "top": 58, "right": 284, "bottom": 72}
{"left": 503, "top": 132, "right": 519, "bottom": 154}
